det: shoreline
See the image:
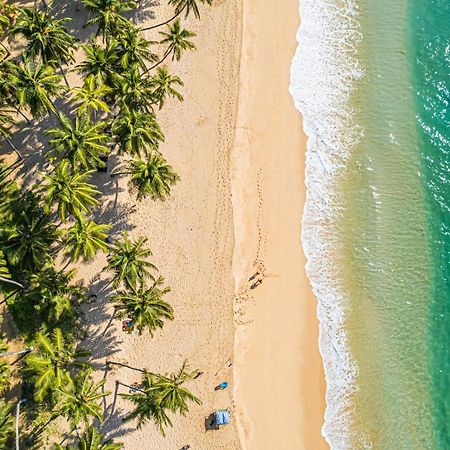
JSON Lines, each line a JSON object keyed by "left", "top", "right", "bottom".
{"left": 231, "top": 0, "right": 328, "bottom": 448}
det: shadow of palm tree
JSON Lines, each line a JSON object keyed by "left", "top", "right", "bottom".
{"left": 79, "top": 278, "right": 122, "bottom": 367}
{"left": 94, "top": 198, "right": 136, "bottom": 235}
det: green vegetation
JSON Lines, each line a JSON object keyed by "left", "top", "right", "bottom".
{"left": 55, "top": 425, "right": 123, "bottom": 450}
{"left": 112, "top": 276, "right": 174, "bottom": 335}
{"left": 105, "top": 233, "right": 157, "bottom": 288}
{"left": 0, "top": 0, "right": 210, "bottom": 445}
{"left": 0, "top": 399, "right": 13, "bottom": 447}
{"left": 122, "top": 360, "right": 201, "bottom": 435}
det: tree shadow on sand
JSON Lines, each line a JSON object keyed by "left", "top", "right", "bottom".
{"left": 80, "top": 278, "right": 122, "bottom": 366}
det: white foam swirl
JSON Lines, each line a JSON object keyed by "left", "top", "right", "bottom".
{"left": 289, "top": 1, "right": 366, "bottom": 448}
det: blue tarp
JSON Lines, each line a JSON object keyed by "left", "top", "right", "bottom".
{"left": 214, "top": 410, "right": 230, "bottom": 425}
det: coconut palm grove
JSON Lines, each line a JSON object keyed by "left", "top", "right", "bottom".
{"left": 0, "top": 0, "right": 212, "bottom": 447}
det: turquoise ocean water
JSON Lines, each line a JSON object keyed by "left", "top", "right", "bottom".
{"left": 290, "top": 0, "right": 450, "bottom": 448}
{"left": 413, "top": 0, "right": 450, "bottom": 447}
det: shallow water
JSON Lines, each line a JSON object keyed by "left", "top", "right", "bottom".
{"left": 290, "top": 0, "right": 450, "bottom": 448}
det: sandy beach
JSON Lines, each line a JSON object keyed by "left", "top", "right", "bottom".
{"left": 1, "top": 0, "right": 327, "bottom": 448}
{"left": 78, "top": 0, "right": 244, "bottom": 448}
{"left": 232, "top": 0, "right": 328, "bottom": 449}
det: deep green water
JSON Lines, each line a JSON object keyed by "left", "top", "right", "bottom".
{"left": 339, "top": 0, "right": 450, "bottom": 448}
{"left": 411, "top": 0, "right": 450, "bottom": 447}
{"left": 291, "top": 0, "right": 450, "bottom": 447}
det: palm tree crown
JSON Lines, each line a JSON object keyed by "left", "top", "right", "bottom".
{"left": 113, "top": 108, "right": 164, "bottom": 157}
{"left": 76, "top": 42, "right": 119, "bottom": 89}
{"left": 43, "top": 160, "right": 100, "bottom": 221}
{"left": 0, "top": 340, "right": 10, "bottom": 394}
{"left": 7, "top": 59, "right": 65, "bottom": 119}
{"left": 25, "top": 328, "right": 90, "bottom": 402}
{"left": 150, "top": 66, "right": 183, "bottom": 109}
{"left": 72, "top": 76, "right": 111, "bottom": 117}
{"left": 116, "top": 27, "right": 158, "bottom": 70}
{"left": 116, "top": 65, "right": 154, "bottom": 112}
{"left": 105, "top": 233, "right": 157, "bottom": 288}
{"left": 83, "top": 0, "right": 137, "bottom": 42}
{"left": 45, "top": 113, "right": 110, "bottom": 170}
{"left": 159, "top": 19, "right": 196, "bottom": 61}
{"left": 168, "top": 0, "right": 213, "bottom": 20}
{"left": 10, "top": 8, "right": 76, "bottom": 66}
{"left": 26, "top": 266, "right": 83, "bottom": 322}
{"left": 0, "top": 400, "right": 13, "bottom": 448}
{"left": 112, "top": 276, "right": 174, "bottom": 335}
{"left": 127, "top": 154, "right": 180, "bottom": 201}
{"left": 57, "top": 368, "right": 109, "bottom": 429}
{"left": 55, "top": 426, "right": 123, "bottom": 450}
{"left": 122, "top": 361, "right": 201, "bottom": 435}
{"left": 0, "top": 192, "right": 59, "bottom": 270}
{"left": 64, "top": 217, "right": 111, "bottom": 262}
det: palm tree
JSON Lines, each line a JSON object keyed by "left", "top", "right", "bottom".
{"left": 111, "top": 276, "right": 174, "bottom": 336}
{"left": 105, "top": 233, "right": 157, "bottom": 289}
{"left": 122, "top": 361, "right": 201, "bottom": 435}
{"left": 0, "top": 192, "right": 59, "bottom": 271}
{"left": 76, "top": 42, "right": 120, "bottom": 89}
{"left": 127, "top": 154, "right": 180, "bottom": 201}
{"left": 26, "top": 266, "right": 83, "bottom": 322}
{"left": 7, "top": 60, "right": 65, "bottom": 119}
{"left": 143, "top": 0, "right": 212, "bottom": 30}
{"left": 0, "top": 340, "right": 11, "bottom": 394}
{"left": 10, "top": 8, "right": 76, "bottom": 81}
{"left": 0, "top": 1, "right": 19, "bottom": 33}
{"left": 43, "top": 160, "right": 100, "bottom": 222}
{"left": 0, "top": 249, "right": 22, "bottom": 290}
{"left": 64, "top": 218, "right": 111, "bottom": 262}
{"left": 55, "top": 426, "right": 123, "bottom": 450}
{"left": 150, "top": 66, "right": 183, "bottom": 109}
{"left": 159, "top": 19, "right": 196, "bottom": 62}
{"left": 72, "top": 76, "right": 111, "bottom": 118}
{"left": 116, "top": 28, "right": 158, "bottom": 71}
{"left": 116, "top": 65, "right": 155, "bottom": 113}
{"left": 45, "top": 114, "right": 110, "bottom": 170}
{"left": 122, "top": 385, "right": 171, "bottom": 434}
{"left": 169, "top": 0, "right": 212, "bottom": 19}
{"left": 25, "top": 328, "right": 90, "bottom": 402}
{"left": 57, "top": 369, "right": 109, "bottom": 429}
{"left": 0, "top": 400, "right": 13, "bottom": 448}
{"left": 82, "top": 0, "right": 137, "bottom": 42}
{"left": 112, "top": 108, "right": 164, "bottom": 157}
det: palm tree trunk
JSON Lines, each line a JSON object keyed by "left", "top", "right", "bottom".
{"left": 3, "top": 137, "right": 22, "bottom": 160}
{"left": 0, "top": 348, "right": 32, "bottom": 358}
{"left": 116, "top": 380, "right": 146, "bottom": 393}
{"left": 106, "top": 360, "right": 147, "bottom": 373}
{"left": 15, "top": 399, "right": 26, "bottom": 450}
{"left": 0, "top": 277, "right": 24, "bottom": 290}
{"left": 142, "top": 46, "right": 173, "bottom": 76}
{"left": 142, "top": 1, "right": 187, "bottom": 30}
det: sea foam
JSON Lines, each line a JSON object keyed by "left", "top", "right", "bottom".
{"left": 289, "top": 0, "right": 366, "bottom": 448}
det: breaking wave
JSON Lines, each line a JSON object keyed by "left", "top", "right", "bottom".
{"left": 289, "top": 0, "right": 367, "bottom": 448}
